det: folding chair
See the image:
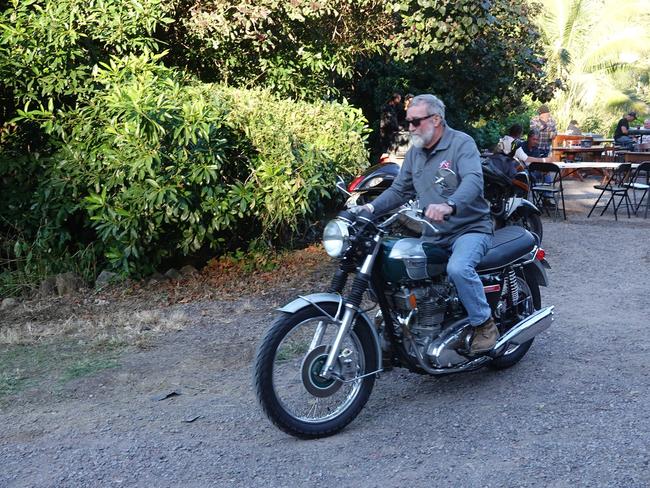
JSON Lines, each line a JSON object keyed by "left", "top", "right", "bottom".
{"left": 528, "top": 162, "right": 566, "bottom": 220}
{"left": 587, "top": 163, "right": 633, "bottom": 221}
{"left": 625, "top": 161, "right": 650, "bottom": 218}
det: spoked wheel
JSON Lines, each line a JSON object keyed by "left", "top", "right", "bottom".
{"left": 490, "top": 271, "right": 540, "bottom": 370}
{"left": 254, "top": 303, "right": 377, "bottom": 439}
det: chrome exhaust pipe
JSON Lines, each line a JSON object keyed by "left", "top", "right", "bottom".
{"left": 492, "top": 306, "right": 554, "bottom": 353}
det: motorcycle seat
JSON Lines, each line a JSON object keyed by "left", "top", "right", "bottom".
{"left": 476, "top": 226, "right": 537, "bottom": 272}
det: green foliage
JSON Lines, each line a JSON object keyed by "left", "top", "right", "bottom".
{"left": 0, "top": 0, "right": 172, "bottom": 108}
{"left": 170, "top": 0, "right": 391, "bottom": 100}
{"left": 9, "top": 53, "right": 368, "bottom": 277}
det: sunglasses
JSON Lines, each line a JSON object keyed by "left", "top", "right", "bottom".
{"left": 406, "top": 113, "right": 436, "bottom": 128}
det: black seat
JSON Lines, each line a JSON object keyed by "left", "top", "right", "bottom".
{"left": 528, "top": 162, "right": 566, "bottom": 220}
{"left": 477, "top": 226, "right": 537, "bottom": 272}
{"left": 587, "top": 163, "right": 633, "bottom": 220}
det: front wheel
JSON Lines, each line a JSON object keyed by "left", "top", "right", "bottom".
{"left": 254, "top": 303, "right": 377, "bottom": 438}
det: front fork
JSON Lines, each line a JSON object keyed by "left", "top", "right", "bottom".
{"left": 319, "top": 236, "right": 380, "bottom": 378}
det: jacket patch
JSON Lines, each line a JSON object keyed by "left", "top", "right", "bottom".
{"left": 439, "top": 160, "right": 451, "bottom": 169}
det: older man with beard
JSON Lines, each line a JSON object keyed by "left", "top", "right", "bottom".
{"left": 358, "top": 94, "right": 497, "bottom": 354}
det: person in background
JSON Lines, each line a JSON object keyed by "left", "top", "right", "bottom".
{"left": 514, "top": 130, "right": 551, "bottom": 165}
{"left": 521, "top": 129, "right": 558, "bottom": 203}
{"left": 529, "top": 105, "right": 557, "bottom": 157}
{"left": 614, "top": 111, "right": 637, "bottom": 149}
{"left": 380, "top": 92, "right": 402, "bottom": 153}
{"left": 566, "top": 120, "right": 582, "bottom": 135}
{"left": 495, "top": 124, "right": 524, "bottom": 157}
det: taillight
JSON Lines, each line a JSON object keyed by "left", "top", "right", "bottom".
{"left": 348, "top": 175, "right": 365, "bottom": 192}
{"left": 535, "top": 248, "right": 546, "bottom": 260}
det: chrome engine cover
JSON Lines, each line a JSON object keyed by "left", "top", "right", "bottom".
{"left": 425, "top": 319, "right": 472, "bottom": 368}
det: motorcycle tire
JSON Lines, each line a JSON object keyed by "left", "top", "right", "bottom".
{"left": 489, "top": 269, "right": 541, "bottom": 370}
{"left": 254, "top": 303, "right": 377, "bottom": 439}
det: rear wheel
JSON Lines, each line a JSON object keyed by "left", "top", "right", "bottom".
{"left": 490, "top": 270, "right": 540, "bottom": 370}
{"left": 254, "top": 303, "right": 377, "bottom": 438}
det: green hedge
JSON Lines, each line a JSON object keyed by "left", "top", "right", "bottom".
{"left": 8, "top": 54, "right": 369, "bottom": 278}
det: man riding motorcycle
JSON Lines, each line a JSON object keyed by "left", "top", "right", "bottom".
{"left": 353, "top": 94, "right": 498, "bottom": 354}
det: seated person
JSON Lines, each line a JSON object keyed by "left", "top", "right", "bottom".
{"left": 614, "top": 111, "right": 637, "bottom": 149}
{"left": 566, "top": 119, "right": 582, "bottom": 135}
{"left": 512, "top": 129, "right": 550, "bottom": 165}
{"left": 495, "top": 124, "right": 524, "bottom": 157}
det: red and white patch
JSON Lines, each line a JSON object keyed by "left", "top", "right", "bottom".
{"left": 439, "top": 160, "right": 451, "bottom": 169}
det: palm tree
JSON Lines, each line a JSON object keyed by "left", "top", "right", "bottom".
{"left": 535, "top": 0, "right": 650, "bottom": 132}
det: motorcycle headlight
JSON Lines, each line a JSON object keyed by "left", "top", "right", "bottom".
{"left": 323, "top": 219, "right": 350, "bottom": 257}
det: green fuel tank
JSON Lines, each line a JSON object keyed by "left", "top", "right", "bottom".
{"left": 379, "top": 237, "right": 450, "bottom": 283}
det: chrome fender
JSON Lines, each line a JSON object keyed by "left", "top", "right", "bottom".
{"left": 278, "top": 293, "right": 382, "bottom": 373}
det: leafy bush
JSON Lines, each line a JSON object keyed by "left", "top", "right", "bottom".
{"left": 12, "top": 53, "right": 369, "bottom": 277}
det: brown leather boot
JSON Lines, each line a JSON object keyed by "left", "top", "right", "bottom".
{"left": 469, "top": 318, "right": 499, "bottom": 354}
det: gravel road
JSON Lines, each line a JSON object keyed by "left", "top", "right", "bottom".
{"left": 2, "top": 211, "right": 650, "bottom": 488}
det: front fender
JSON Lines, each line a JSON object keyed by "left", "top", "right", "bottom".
{"left": 278, "top": 293, "right": 382, "bottom": 372}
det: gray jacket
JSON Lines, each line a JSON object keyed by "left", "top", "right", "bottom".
{"left": 371, "top": 125, "right": 492, "bottom": 246}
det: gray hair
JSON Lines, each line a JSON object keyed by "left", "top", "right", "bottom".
{"left": 410, "top": 94, "right": 446, "bottom": 121}
{"left": 528, "top": 128, "right": 541, "bottom": 138}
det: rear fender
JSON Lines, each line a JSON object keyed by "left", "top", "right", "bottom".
{"left": 278, "top": 293, "right": 382, "bottom": 372}
{"left": 524, "top": 258, "right": 549, "bottom": 287}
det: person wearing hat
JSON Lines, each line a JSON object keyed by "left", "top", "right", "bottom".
{"left": 614, "top": 111, "right": 637, "bottom": 149}
{"left": 529, "top": 105, "right": 557, "bottom": 157}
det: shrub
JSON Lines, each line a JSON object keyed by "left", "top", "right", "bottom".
{"left": 14, "top": 54, "right": 369, "bottom": 277}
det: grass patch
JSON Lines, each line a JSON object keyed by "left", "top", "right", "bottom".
{"left": 0, "top": 341, "right": 123, "bottom": 401}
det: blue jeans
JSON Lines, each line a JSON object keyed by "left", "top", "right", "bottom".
{"left": 615, "top": 136, "right": 635, "bottom": 150}
{"left": 447, "top": 232, "right": 492, "bottom": 327}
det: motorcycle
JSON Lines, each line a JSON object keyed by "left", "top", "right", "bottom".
{"left": 254, "top": 203, "right": 553, "bottom": 438}
{"left": 342, "top": 155, "right": 543, "bottom": 242}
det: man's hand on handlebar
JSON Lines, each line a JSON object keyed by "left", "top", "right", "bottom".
{"left": 348, "top": 203, "right": 374, "bottom": 215}
{"left": 425, "top": 203, "right": 453, "bottom": 222}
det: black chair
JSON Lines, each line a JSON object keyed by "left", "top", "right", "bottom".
{"left": 528, "top": 162, "right": 566, "bottom": 220}
{"left": 625, "top": 161, "right": 650, "bottom": 218}
{"left": 587, "top": 163, "right": 633, "bottom": 220}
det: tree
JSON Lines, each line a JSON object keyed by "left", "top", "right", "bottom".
{"left": 535, "top": 0, "right": 650, "bottom": 132}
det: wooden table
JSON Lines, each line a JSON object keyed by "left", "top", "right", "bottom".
{"left": 551, "top": 145, "right": 609, "bottom": 162}
{"left": 615, "top": 151, "right": 650, "bottom": 163}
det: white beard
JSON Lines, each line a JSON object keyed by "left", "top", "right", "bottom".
{"left": 410, "top": 125, "right": 435, "bottom": 148}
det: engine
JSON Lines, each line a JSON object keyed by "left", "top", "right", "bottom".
{"left": 389, "top": 282, "right": 454, "bottom": 348}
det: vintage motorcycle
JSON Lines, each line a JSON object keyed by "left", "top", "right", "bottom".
{"left": 343, "top": 156, "right": 543, "bottom": 242}
{"left": 254, "top": 203, "right": 553, "bottom": 439}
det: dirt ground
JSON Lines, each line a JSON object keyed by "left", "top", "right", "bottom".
{"left": 2, "top": 180, "right": 650, "bottom": 487}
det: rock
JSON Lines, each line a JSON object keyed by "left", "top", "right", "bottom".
{"left": 95, "top": 270, "right": 118, "bottom": 289}
{"left": 147, "top": 271, "right": 168, "bottom": 286}
{"left": 55, "top": 272, "right": 83, "bottom": 296}
{"left": 179, "top": 265, "right": 198, "bottom": 276}
{"left": 39, "top": 276, "right": 57, "bottom": 297}
{"left": 164, "top": 268, "right": 182, "bottom": 280}
{"left": 0, "top": 297, "right": 18, "bottom": 310}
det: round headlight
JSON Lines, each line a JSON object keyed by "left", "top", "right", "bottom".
{"left": 322, "top": 219, "right": 350, "bottom": 257}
